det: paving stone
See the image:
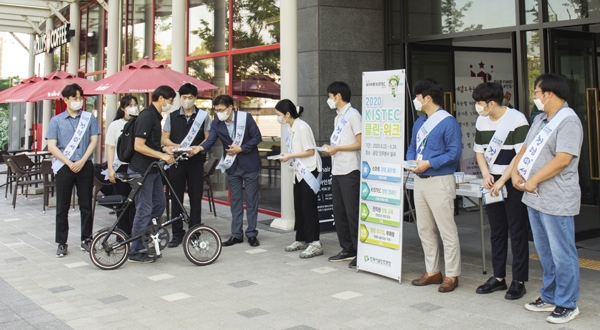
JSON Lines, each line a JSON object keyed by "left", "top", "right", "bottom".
{"left": 237, "top": 308, "right": 269, "bottom": 318}
{"left": 285, "top": 326, "right": 318, "bottom": 330}
{"left": 4, "top": 256, "right": 27, "bottom": 263}
{"left": 147, "top": 273, "right": 174, "bottom": 281}
{"left": 10, "top": 232, "right": 27, "bottom": 236}
{"left": 160, "top": 293, "right": 191, "bottom": 302}
{"left": 228, "top": 280, "right": 257, "bottom": 288}
{"left": 98, "top": 295, "right": 128, "bottom": 304}
{"left": 48, "top": 286, "right": 74, "bottom": 294}
{"left": 331, "top": 290, "right": 363, "bottom": 300}
{"left": 410, "top": 302, "right": 443, "bottom": 312}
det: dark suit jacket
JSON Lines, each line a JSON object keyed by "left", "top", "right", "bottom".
{"left": 201, "top": 110, "right": 263, "bottom": 175}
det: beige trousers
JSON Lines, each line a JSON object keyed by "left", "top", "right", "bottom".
{"left": 413, "top": 174, "right": 461, "bottom": 277}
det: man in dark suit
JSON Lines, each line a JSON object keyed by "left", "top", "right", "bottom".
{"left": 199, "top": 95, "right": 263, "bottom": 246}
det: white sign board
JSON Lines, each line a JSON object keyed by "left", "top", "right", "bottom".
{"left": 357, "top": 70, "right": 405, "bottom": 281}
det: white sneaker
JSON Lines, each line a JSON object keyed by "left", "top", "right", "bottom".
{"left": 546, "top": 307, "right": 579, "bottom": 324}
{"left": 525, "top": 297, "right": 556, "bottom": 312}
{"left": 299, "top": 243, "right": 323, "bottom": 259}
{"left": 285, "top": 241, "right": 308, "bottom": 252}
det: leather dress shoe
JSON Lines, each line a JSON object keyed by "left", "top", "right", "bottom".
{"left": 248, "top": 236, "right": 260, "bottom": 247}
{"left": 476, "top": 277, "right": 507, "bottom": 294}
{"left": 411, "top": 272, "right": 443, "bottom": 286}
{"left": 505, "top": 280, "right": 526, "bottom": 300}
{"left": 222, "top": 236, "right": 243, "bottom": 246}
{"left": 328, "top": 250, "right": 356, "bottom": 262}
{"left": 167, "top": 235, "right": 184, "bottom": 248}
{"left": 438, "top": 277, "right": 459, "bottom": 293}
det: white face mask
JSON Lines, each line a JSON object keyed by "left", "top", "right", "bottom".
{"left": 181, "top": 99, "right": 195, "bottom": 110}
{"left": 534, "top": 94, "right": 548, "bottom": 111}
{"left": 162, "top": 99, "right": 172, "bottom": 112}
{"left": 217, "top": 110, "right": 230, "bottom": 122}
{"left": 413, "top": 97, "right": 427, "bottom": 111}
{"left": 70, "top": 100, "right": 83, "bottom": 111}
{"left": 475, "top": 103, "right": 490, "bottom": 116}
{"left": 126, "top": 106, "right": 138, "bottom": 116}
{"left": 277, "top": 115, "right": 286, "bottom": 124}
{"left": 327, "top": 97, "right": 337, "bottom": 109}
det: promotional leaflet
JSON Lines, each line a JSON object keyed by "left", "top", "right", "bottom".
{"left": 357, "top": 70, "right": 405, "bottom": 281}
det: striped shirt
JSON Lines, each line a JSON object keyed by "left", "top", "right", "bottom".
{"left": 474, "top": 108, "right": 529, "bottom": 175}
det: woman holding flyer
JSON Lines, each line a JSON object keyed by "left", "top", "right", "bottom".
{"left": 472, "top": 82, "right": 530, "bottom": 300}
{"left": 275, "top": 99, "right": 323, "bottom": 258}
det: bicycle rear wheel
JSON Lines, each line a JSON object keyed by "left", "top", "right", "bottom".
{"left": 90, "top": 228, "right": 129, "bottom": 270}
{"left": 183, "top": 225, "right": 222, "bottom": 266}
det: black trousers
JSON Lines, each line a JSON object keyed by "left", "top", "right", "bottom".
{"left": 55, "top": 160, "right": 94, "bottom": 245}
{"left": 485, "top": 175, "right": 529, "bottom": 281}
{"left": 332, "top": 170, "right": 360, "bottom": 252}
{"left": 293, "top": 170, "right": 320, "bottom": 243}
{"left": 169, "top": 159, "right": 204, "bottom": 237}
{"left": 114, "top": 164, "right": 135, "bottom": 236}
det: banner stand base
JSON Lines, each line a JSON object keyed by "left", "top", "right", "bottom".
{"left": 271, "top": 218, "right": 294, "bottom": 231}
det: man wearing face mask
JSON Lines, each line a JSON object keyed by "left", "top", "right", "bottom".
{"left": 512, "top": 74, "right": 583, "bottom": 324}
{"left": 162, "top": 83, "right": 211, "bottom": 247}
{"left": 406, "top": 78, "right": 462, "bottom": 292}
{"left": 472, "top": 82, "right": 530, "bottom": 300}
{"left": 320, "top": 81, "right": 362, "bottom": 269}
{"left": 127, "top": 85, "right": 177, "bottom": 263}
{"left": 198, "top": 95, "right": 263, "bottom": 247}
{"left": 46, "top": 84, "right": 101, "bottom": 257}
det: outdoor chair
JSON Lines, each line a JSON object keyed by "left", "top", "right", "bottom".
{"left": 6, "top": 158, "right": 44, "bottom": 209}
{"left": 203, "top": 158, "right": 219, "bottom": 217}
{"left": 41, "top": 159, "right": 56, "bottom": 213}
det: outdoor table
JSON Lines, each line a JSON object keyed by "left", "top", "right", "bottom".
{"left": 17, "top": 151, "right": 52, "bottom": 166}
{"left": 7, "top": 149, "right": 33, "bottom": 155}
{"left": 405, "top": 178, "right": 487, "bottom": 274}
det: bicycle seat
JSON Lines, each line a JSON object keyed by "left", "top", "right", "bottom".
{"left": 116, "top": 173, "right": 142, "bottom": 182}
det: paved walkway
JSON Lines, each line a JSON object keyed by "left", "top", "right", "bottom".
{"left": 0, "top": 189, "right": 599, "bottom": 329}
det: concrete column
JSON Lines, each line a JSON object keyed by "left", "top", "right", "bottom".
{"left": 105, "top": 0, "right": 121, "bottom": 133}
{"left": 171, "top": 0, "right": 185, "bottom": 73}
{"left": 25, "top": 34, "right": 35, "bottom": 149}
{"left": 213, "top": 0, "right": 226, "bottom": 91}
{"left": 42, "top": 18, "right": 54, "bottom": 149}
{"left": 144, "top": 0, "right": 153, "bottom": 58}
{"left": 270, "top": 0, "right": 297, "bottom": 231}
{"left": 68, "top": 1, "right": 80, "bottom": 74}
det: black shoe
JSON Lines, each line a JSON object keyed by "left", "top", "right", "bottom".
{"left": 128, "top": 253, "right": 156, "bottom": 264}
{"left": 476, "top": 277, "right": 507, "bottom": 294}
{"left": 222, "top": 236, "right": 243, "bottom": 246}
{"left": 328, "top": 250, "right": 356, "bottom": 262}
{"left": 248, "top": 236, "right": 260, "bottom": 247}
{"left": 505, "top": 280, "right": 526, "bottom": 300}
{"left": 348, "top": 257, "right": 357, "bottom": 268}
{"left": 168, "top": 235, "right": 184, "bottom": 248}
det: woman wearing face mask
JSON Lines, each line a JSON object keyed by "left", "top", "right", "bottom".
{"left": 105, "top": 95, "right": 139, "bottom": 235}
{"left": 472, "top": 82, "right": 530, "bottom": 300}
{"left": 276, "top": 99, "right": 323, "bottom": 258}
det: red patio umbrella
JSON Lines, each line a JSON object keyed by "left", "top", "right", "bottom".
{"left": 233, "top": 74, "right": 280, "bottom": 99}
{"left": 197, "top": 78, "right": 249, "bottom": 101}
{"left": 4, "top": 71, "right": 94, "bottom": 103}
{"left": 0, "top": 76, "right": 42, "bottom": 103}
{"left": 83, "top": 58, "right": 218, "bottom": 95}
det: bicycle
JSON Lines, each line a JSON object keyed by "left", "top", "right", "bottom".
{"left": 89, "top": 148, "right": 222, "bottom": 270}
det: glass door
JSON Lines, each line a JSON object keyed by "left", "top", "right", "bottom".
{"left": 550, "top": 28, "right": 600, "bottom": 239}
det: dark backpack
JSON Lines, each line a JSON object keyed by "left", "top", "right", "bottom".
{"left": 117, "top": 117, "right": 137, "bottom": 163}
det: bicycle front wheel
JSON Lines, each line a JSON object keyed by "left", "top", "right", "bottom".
{"left": 183, "top": 225, "right": 222, "bottom": 266}
{"left": 90, "top": 228, "right": 129, "bottom": 270}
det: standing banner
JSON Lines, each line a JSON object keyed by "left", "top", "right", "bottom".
{"left": 455, "top": 77, "right": 484, "bottom": 175}
{"left": 357, "top": 70, "right": 405, "bottom": 282}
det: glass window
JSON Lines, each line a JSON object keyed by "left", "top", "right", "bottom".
{"left": 525, "top": 30, "right": 541, "bottom": 116}
{"left": 547, "top": 0, "right": 600, "bottom": 21}
{"left": 188, "top": 57, "right": 229, "bottom": 103}
{"left": 189, "top": 0, "right": 229, "bottom": 56}
{"left": 123, "top": 0, "right": 152, "bottom": 64}
{"left": 389, "top": 0, "right": 402, "bottom": 39}
{"left": 86, "top": 4, "right": 103, "bottom": 72}
{"left": 154, "top": 0, "right": 172, "bottom": 61}
{"left": 524, "top": 0, "right": 539, "bottom": 24}
{"left": 407, "top": 0, "right": 516, "bottom": 37}
{"left": 233, "top": 0, "right": 280, "bottom": 49}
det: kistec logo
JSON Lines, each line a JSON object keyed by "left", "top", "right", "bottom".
{"left": 363, "top": 255, "right": 391, "bottom": 267}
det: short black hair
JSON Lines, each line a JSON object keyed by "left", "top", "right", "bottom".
{"left": 61, "top": 83, "right": 83, "bottom": 99}
{"left": 115, "top": 95, "right": 139, "bottom": 120}
{"left": 472, "top": 82, "right": 504, "bottom": 105}
{"left": 275, "top": 99, "right": 303, "bottom": 119}
{"left": 152, "top": 85, "right": 176, "bottom": 102}
{"left": 535, "top": 73, "right": 569, "bottom": 100}
{"left": 413, "top": 78, "right": 444, "bottom": 107}
{"left": 178, "top": 83, "right": 198, "bottom": 97}
{"left": 213, "top": 94, "right": 234, "bottom": 108}
{"left": 326, "top": 81, "right": 351, "bottom": 102}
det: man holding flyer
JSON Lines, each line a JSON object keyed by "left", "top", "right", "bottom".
{"left": 512, "top": 73, "right": 583, "bottom": 324}
{"left": 406, "top": 78, "right": 462, "bottom": 293}
{"left": 46, "top": 83, "right": 101, "bottom": 257}
{"left": 198, "top": 95, "right": 263, "bottom": 247}
{"left": 472, "top": 82, "right": 530, "bottom": 300}
{"left": 162, "top": 83, "right": 211, "bottom": 248}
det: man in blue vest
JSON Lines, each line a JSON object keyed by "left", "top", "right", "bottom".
{"left": 198, "top": 95, "right": 263, "bottom": 247}
{"left": 162, "top": 83, "right": 211, "bottom": 247}
{"left": 46, "top": 83, "right": 101, "bottom": 257}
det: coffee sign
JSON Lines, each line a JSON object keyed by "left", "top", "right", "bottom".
{"left": 34, "top": 24, "right": 74, "bottom": 55}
